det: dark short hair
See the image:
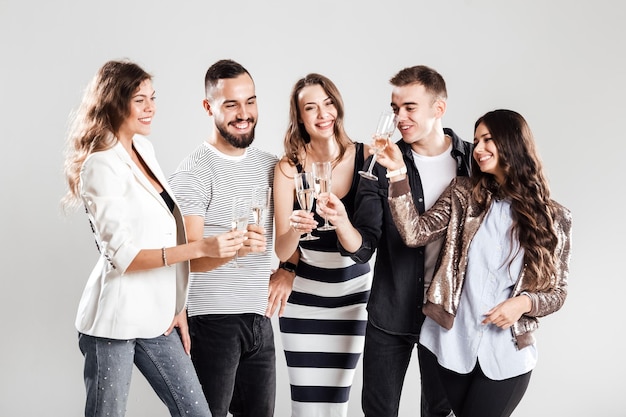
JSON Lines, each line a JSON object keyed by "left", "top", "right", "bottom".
{"left": 390, "top": 65, "right": 447, "bottom": 100}
{"left": 204, "top": 59, "right": 252, "bottom": 98}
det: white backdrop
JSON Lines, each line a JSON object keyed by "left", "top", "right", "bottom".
{"left": 1, "top": 1, "right": 624, "bottom": 416}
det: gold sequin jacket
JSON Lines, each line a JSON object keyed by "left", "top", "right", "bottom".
{"left": 388, "top": 176, "right": 572, "bottom": 350}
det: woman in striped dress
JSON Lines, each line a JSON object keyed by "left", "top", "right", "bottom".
{"left": 270, "top": 73, "right": 372, "bottom": 417}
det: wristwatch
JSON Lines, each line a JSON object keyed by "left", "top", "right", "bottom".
{"left": 278, "top": 261, "right": 297, "bottom": 274}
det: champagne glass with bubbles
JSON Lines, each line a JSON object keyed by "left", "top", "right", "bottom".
{"left": 251, "top": 186, "right": 271, "bottom": 254}
{"left": 294, "top": 172, "right": 319, "bottom": 241}
{"left": 229, "top": 197, "right": 251, "bottom": 268}
{"left": 312, "top": 161, "right": 336, "bottom": 231}
{"left": 359, "top": 110, "right": 398, "bottom": 180}
{"left": 251, "top": 186, "right": 271, "bottom": 227}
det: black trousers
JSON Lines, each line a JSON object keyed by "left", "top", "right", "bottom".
{"left": 361, "top": 322, "right": 453, "bottom": 417}
{"left": 188, "top": 314, "right": 276, "bottom": 417}
{"left": 422, "top": 347, "right": 531, "bottom": 417}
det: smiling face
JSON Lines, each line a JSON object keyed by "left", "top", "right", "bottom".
{"left": 117, "top": 79, "right": 155, "bottom": 142}
{"left": 297, "top": 84, "right": 337, "bottom": 141}
{"left": 473, "top": 121, "right": 504, "bottom": 184}
{"left": 205, "top": 73, "right": 257, "bottom": 149}
{"left": 390, "top": 83, "right": 444, "bottom": 146}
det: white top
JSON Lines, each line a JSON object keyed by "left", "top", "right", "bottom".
{"left": 420, "top": 199, "right": 538, "bottom": 380}
{"left": 168, "top": 142, "right": 278, "bottom": 317}
{"left": 76, "top": 135, "right": 189, "bottom": 339}
{"left": 411, "top": 143, "right": 456, "bottom": 294}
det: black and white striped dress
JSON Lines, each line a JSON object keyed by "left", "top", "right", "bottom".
{"left": 279, "top": 143, "right": 372, "bottom": 417}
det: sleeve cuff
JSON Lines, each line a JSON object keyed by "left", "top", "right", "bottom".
{"left": 389, "top": 177, "right": 411, "bottom": 197}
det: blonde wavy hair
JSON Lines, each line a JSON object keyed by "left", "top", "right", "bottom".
{"left": 61, "top": 60, "right": 151, "bottom": 211}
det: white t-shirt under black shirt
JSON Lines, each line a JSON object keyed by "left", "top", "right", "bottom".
{"left": 411, "top": 142, "right": 456, "bottom": 297}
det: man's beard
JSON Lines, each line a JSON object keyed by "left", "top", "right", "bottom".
{"left": 217, "top": 120, "right": 256, "bottom": 149}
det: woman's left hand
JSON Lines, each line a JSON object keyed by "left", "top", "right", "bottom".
{"left": 165, "top": 309, "right": 191, "bottom": 355}
{"left": 316, "top": 192, "right": 349, "bottom": 228}
{"left": 482, "top": 295, "right": 532, "bottom": 329}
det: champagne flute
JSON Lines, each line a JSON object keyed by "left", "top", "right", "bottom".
{"left": 312, "top": 161, "right": 336, "bottom": 231}
{"left": 358, "top": 110, "right": 398, "bottom": 180}
{"left": 251, "top": 186, "right": 271, "bottom": 254}
{"left": 294, "top": 172, "right": 319, "bottom": 241}
{"left": 229, "top": 197, "right": 251, "bottom": 268}
{"left": 251, "top": 185, "right": 272, "bottom": 226}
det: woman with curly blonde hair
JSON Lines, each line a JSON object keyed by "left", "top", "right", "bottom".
{"left": 62, "top": 60, "right": 242, "bottom": 417}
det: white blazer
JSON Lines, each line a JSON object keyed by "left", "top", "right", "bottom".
{"left": 75, "top": 135, "right": 189, "bottom": 339}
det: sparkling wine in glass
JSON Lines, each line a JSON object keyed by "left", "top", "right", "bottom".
{"left": 229, "top": 197, "right": 251, "bottom": 268}
{"left": 251, "top": 186, "right": 271, "bottom": 226}
{"left": 294, "top": 172, "right": 319, "bottom": 241}
{"left": 251, "top": 185, "right": 271, "bottom": 254}
{"left": 312, "top": 161, "right": 336, "bottom": 231}
{"left": 358, "top": 110, "right": 398, "bottom": 181}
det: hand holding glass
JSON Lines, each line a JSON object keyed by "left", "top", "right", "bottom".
{"left": 312, "top": 161, "right": 336, "bottom": 231}
{"left": 229, "top": 197, "right": 251, "bottom": 268}
{"left": 294, "top": 172, "right": 319, "bottom": 241}
{"left": 358, "top": 110, "right": 398, "bottom": 180}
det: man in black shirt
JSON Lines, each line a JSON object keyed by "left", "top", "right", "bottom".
{"left": 334, "top": 65, "right": 473, "bottom": 417}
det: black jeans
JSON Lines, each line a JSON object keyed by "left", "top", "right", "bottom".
{"left": 188, "top": 314, "right": 276, "bottom": 417}
{"left": 427, "top": 347, "right": 531, "bottom": 417}
{"left": 362, "top": 321, "right": 453, "bottom": 417}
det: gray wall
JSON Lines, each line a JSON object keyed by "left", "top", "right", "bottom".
{"left": 1, "top": 0, "right": 623, "bottom": 415}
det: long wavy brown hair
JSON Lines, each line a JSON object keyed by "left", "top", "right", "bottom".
{"left": 282, "top": 73, "right": 353, "bottom": 169}
{"left": 61, "top": 60, "right": 151, "bottom": 210}
{"left": 471, "top": 109, "right": 559, "bottom": 291}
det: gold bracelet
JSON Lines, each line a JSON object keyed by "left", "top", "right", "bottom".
{"left": 161, "top": 247, "right": 170, "bottom": 267}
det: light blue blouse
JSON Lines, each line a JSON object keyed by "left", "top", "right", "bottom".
{"left": 420, "top": 199, "right": 537, "bottom": 380}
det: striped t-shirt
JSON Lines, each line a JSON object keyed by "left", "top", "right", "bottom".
{"left": 168, "top": 142, "right": 278, "bottom": 317}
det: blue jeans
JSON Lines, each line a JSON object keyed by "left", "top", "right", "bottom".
{"left": 78, "top": 331, "right": 211, "bottom": 417}
{"left": 362, "top": 321, "right": 453, "bottom": 417}
{"left": 188, "top": 314, "right": 276, "bottom": 417}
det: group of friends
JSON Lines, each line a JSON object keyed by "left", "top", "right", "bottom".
{"left": 62, "top": 58, "right": 572, "bottom": 417}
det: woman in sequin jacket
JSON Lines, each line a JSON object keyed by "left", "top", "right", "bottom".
{"left": 317, "top": 109, "right": 572, "bottom": 417}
